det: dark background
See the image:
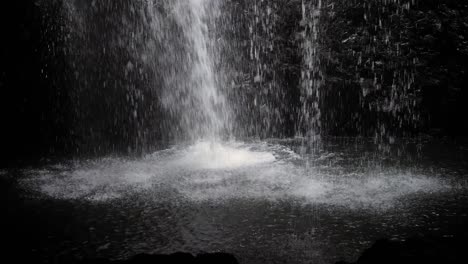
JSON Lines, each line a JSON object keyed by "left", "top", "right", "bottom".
{"left": 1, "top": 1, "right": 70, "bottom": 165}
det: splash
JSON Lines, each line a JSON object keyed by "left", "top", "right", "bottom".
{"left": 167, "top": 141, "right": 276, "bottom": 170}
{"left": 20, "top": 141, "right": 447, "bottom": 209}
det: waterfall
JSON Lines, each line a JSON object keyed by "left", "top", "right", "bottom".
{"left": 47, "top": 0, "right": 425, "bottom": 154}
{"left": 299, "top": 0, "right": 323, "bottom": 141}
{"left": 162, "top": 0, "right": 231, "bottom": 141}
{"left": 59, "top": 0, "right": 231, "bottom": 150}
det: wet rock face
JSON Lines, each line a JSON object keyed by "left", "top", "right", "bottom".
{"left": 224, "top": 0, "right": 468, "bottom": 139}
{"left": 337, "top": 237, "right": 468, "bottom": 264}
{"left": 317, "top": 0, "right": 468, "bottom": 138}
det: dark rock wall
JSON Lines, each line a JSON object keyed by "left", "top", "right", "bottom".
{"left": 318, "top": 0, "right": 468, "bottom": 138}
{"left": 220, "top": 0, "right": 303, "bottom": 138}
{"left": 0, "top": 1, "right": 71, "bottom": 164}
{"left": 226, "top": 0, "right": 468, "bottom": 139}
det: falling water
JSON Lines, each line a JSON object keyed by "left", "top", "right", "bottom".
{"left": 37, "top": 0, "right": 432, "bottom": 153}
{"left": 162, "top": 0, "right": 231, "bottom": 141}
{"left": 300, "top": 0, "right": 323, "bottom": 140}
{"left": 58, "top": 0, "right": 231, "bottom": 150}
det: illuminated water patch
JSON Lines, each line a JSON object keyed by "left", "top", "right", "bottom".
{"left": 166, "top": 141, "right": 276, "bottom": 169}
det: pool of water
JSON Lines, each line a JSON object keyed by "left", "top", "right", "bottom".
{"left": 4, "top": 138, "right": 468, "bottom": 263}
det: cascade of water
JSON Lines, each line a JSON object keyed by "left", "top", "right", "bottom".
{"left": 60, "top": 0, "right": 231, "bottom": 149}
{"left": 52, "top": 0, "right": 425, "bottom": 155}
{"left": 299, "top": 0, "right": 323, "bottom": 142}
{"left": 162, "top": 0, "right": 231, "bottom": 141}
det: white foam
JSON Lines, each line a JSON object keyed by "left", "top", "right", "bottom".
{"left": 20, "top": 141, "right": 448, "bottom": 208}
{"left": 169, "top": 141, "right": 276, "bottom": 169}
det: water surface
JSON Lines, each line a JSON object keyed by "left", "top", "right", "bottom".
{"left": 10, "top": 138, "right": 468, "bottom": 263}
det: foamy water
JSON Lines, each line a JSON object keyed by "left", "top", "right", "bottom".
{"left": 20, "top": 140, "right": 448, "bottom": 209}
{"left": 166, "top": 141, "right": 276, "bottom": 169}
